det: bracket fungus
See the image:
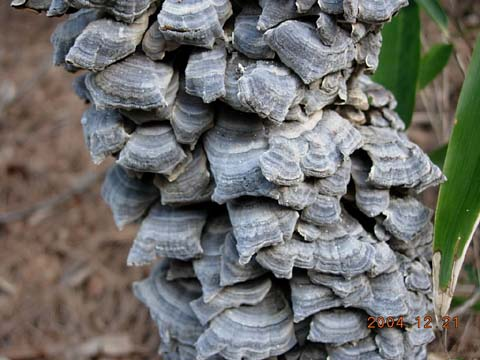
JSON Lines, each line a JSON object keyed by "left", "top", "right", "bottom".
{"left": 196, "top": 289, "right": 297, "bottom": 360}
{"left": 101, "top": 165, "right": 159, "bottom": 230}
{"left": 308, "top": 308, "right": 371, "bottom": 345}
{"left": 219, "top": 232, "right": 268, "bottom": 287}
{"left": 157, "top": 0, "right": 228, "bottom": 49}
{"left": 185, "top": 44, "right": 228, "bottom": 103}
{"left": 65, "top": 10, "right": 151, "bottom": 71}
{"left": 81, "top": 106, "right": 130, "bottom": 165}
{"left": 14, "top": 0, "right": 445, "bottom": 358}
{"left": 233, "top": 6, "right": 275, "bottom": 60}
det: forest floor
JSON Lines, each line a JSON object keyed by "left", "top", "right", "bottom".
{"left": 0, "top": 1, "right": 479, "bottom": 359}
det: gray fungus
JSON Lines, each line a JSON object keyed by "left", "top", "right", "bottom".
{"left": 14, "top": 0, "right": 443, "bottom": 359}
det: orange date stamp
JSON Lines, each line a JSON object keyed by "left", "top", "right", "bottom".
{"left": 367, "top": 315, "right": 459, "bottom": 329}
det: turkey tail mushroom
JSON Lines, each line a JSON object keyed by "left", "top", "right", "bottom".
{"left": 185, "top": 43, "right": 228, "bottom": 104}
{"left": 47, "top": 0, "right": 69, "bottom": 16}
{"left": 195, "top": 288, "right": 297, "bottom": 359}
{"left": 133, "top": 260, "right": 204, "bottom": 348}
{"left": 65, "top": 0, "right": 156, "bottom": 23}
{"left": 85, "top": 54, "right": 178, "bottom": 111}
{"left": 11, "top": 0, "right": 51, "bottom": 12}
{"left": 156, "top": 0, "right": 227, "bottom": 49}
{"left": 154, "top": 147, "right": 214, "bottom": 206}
{"left": 81, "top": 106, "right": 130, "bottom": 165}
{"left": 227, "top": 197, "right": 298, "bottom": 264}
{"left": 308, "top": 308, "right": 371, "bottom": 345}
{"left": 219, "top": 232, "right": 268, "bottom": 287}
{"left": 101, "top": 165, "right": 159, "bottom": 230}
{"left": 127, "top": 203, "right": 207, "bottom": 265}
{"left": 50, "top": 9, "right": 103, "bottom": 70}
{"left": 232, "top": 5, "right": 275, "bottom": 60}
{"left": 13, "top": 1, "right": 443, "bottom": 358}
{"left": 65, "top": 9, "right": 151, "bottom": 71}
{"left": 264, "top": 21, "right": 355, "bottom": 84}
{"left": 170, "top": 84, "right": 215, "bottom": 148}
{"left": 117, "top": 124, "right": 187, "bottom": 177}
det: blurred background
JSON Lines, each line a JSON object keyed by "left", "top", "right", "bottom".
{"left": 0, "top": 1, "right": 479, "bottom": 359}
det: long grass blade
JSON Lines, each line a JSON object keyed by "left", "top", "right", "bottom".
{"left": 433, "top": 35, "right": 480, "bottom": 320}
{"left": 418, "top": 43, "right": 453, "bottom": 90}
{"left": 372, "top": 3, "right": 420, "bottom": 128}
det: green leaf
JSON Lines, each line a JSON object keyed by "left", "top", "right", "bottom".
{"left": 433, "top": 35, "right": 480, "bottom": 319}
{"left": 451, "top": 296, "right": 480, "bottom": 313}
{"left": 418, "top": 43, "right": 453, "bottom": 90}
{"left": 414, "top": 0, "right": 449, "bottom": 31}
{"left": 429, "top": 143, "right": 448, "bottom": 169}
{"left": 372, "top": 3, "right": 420, "bottom": 128}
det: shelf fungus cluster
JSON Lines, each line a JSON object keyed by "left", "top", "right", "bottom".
{"left": 14, "top": 0, "right": 444, "bottom": 359}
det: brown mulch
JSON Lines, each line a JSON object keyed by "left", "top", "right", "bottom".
{"left": 0, "top": 1, "right": 479, "bottom": 359}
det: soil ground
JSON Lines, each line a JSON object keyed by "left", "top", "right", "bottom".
{"left": 0, "top": 1, "right": 479, "bottom": 359}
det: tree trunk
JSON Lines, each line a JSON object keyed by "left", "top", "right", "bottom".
{"left": 12, "top": 0, "right": 444, "bottom": 359}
